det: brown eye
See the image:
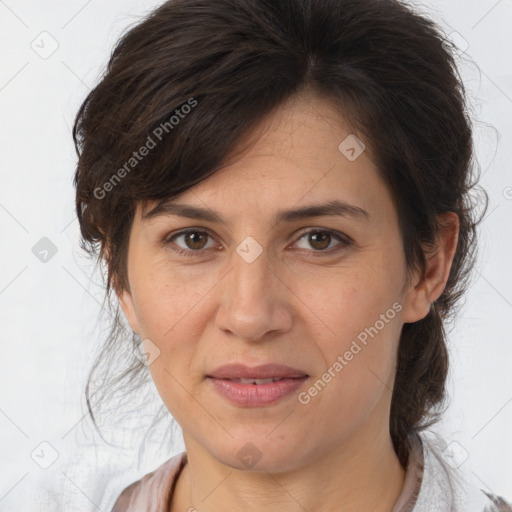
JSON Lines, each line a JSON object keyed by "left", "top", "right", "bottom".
{"left": 182, "top": 231, "right": 209, "bottom": 250}
{"left": 294, "top": 229, "right": 351, "bottom": 254}
{"left": 308, "top": 231, "right": 331, "bottom": 250}
{"left": 165, "top": 229, "right": 216, "bottom": 255}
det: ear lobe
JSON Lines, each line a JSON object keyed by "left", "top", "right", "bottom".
{"left": 401, "top": 212, "right": 459, "bottom": 324}
{"left": 104, "top": 242, "right": 140, "bottom": 333}
{"left": 117, "top": 288, "right": 140, "bottom": 335}
{"left": 401, "top": 277, "right": 431, "bottom": 324}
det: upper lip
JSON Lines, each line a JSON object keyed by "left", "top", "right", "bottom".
{"left": 207, "top": 363, "right": 308, "bottom": 380}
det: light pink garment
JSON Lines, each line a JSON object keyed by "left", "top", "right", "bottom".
{"left": 111, "top": 453, "right": 187, "bottom": 512}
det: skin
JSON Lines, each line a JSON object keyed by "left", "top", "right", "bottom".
{"left": 117, "top": 91, "right": 459, "bottom": 512}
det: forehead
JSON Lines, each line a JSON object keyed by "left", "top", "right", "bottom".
{"left": 137, "top": 93, "right": 392, "bottom": 225}
{"left": 222, "top": 91, "right": 373, "bottom": 164}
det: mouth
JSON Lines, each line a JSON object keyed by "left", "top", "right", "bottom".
{"left": 205, "top": 364, "right": 309, "bottom": 407}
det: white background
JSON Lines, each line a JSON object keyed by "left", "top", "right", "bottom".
{"left": 0, "top": 0, "right": 511, "bottom": 510}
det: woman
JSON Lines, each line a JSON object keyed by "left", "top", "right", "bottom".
{"left": 72, "top": 0, "right": 511, "bottom": 510}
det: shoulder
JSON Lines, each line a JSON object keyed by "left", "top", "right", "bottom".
{"left": 480, "top": 490, "right": 512, "bottom": 512}
{"left": 411, "top": 432, "right": 512, "bottom": 512}
{"left": 110, "top": 452, "right": 187, "bottom": 512}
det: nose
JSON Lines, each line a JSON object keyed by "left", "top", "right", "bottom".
{"left": 215, "top": 242, "right": 293, "bottom": 342}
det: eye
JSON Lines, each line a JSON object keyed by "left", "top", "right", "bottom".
{"left": 293, "top": 229, "right": 351, "bottom": 254}
{"left": 162, "top": 227, "right": 352, "bottom": 257}
{"left": 164, "top": 228, "right": 217, "bottom": 256}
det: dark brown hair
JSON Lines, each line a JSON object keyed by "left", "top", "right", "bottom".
{"left": 73, "top": 0, "right": 487, "bottom": 468}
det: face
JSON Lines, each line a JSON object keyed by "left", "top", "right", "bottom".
{"left": 118, "top": 92, "right": 432, "bottom": 472}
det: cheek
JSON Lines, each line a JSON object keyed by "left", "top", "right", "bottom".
{"left": 129, "top": 260, "right": 222, "bottom": 406}
{"left": 130, "top": 257, "right": 215, "bottom": 340}
{"left": 298, "top": 255, "right": 403, "bottom": 350}
{"left": 131, "top": 262, "right": 215, "bottom": 422}
{"left": 294, "top": 258, "right": 403, "bottom": 413}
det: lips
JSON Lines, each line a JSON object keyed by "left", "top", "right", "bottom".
{"left": 207, "top": 365, "right": 309, "bottom": 407}
{"left": 207, "top": 363, "right": 308, "bottom": 381}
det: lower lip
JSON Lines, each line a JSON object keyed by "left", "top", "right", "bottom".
{"left": 207, "top": 377, "right": 309, "bottom": 407}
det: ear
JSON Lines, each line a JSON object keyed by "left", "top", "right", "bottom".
{"left": 105, "top": 243, "right": 141, "bottom": 335}
{"left": 401, "top": 212, "right": 459, "bottom": 324}
{"left": 117, "top": 286, "right": 141, "bottom": 335}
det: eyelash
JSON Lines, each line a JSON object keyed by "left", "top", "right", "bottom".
{"left": 162, "top": 227, "right": 352, "bottom": 258}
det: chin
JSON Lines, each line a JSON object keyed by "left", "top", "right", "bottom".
{"left": 207, "top": 434, "right": 311, "bottom": 474}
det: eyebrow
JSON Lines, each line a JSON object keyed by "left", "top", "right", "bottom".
{"left": 141, "top": 198, "right": 370, "bottom": 225}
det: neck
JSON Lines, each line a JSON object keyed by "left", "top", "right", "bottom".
{"left": 171, "top": 425, "right": 406, "bottom": 512}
